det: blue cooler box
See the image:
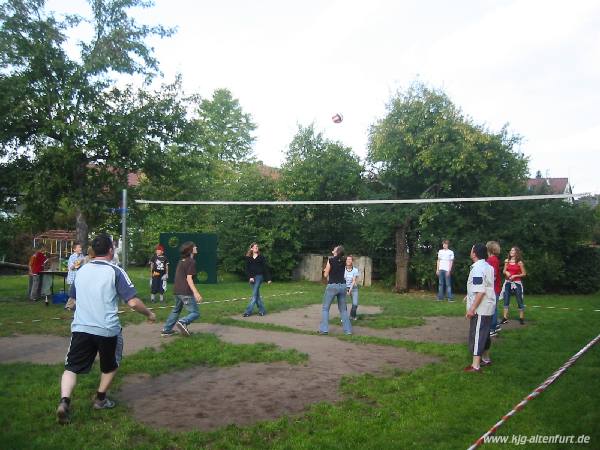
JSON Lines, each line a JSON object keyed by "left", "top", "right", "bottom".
{"left": 52, "top": 292, "right": 69, "bottom": 304}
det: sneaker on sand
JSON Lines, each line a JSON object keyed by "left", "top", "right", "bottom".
{"left": 93, "top": 398, "right": 116, "bottom": 410}
{"left": 161, "top": 329, "right": 175, "bottom": 337}
{"left": 175, "top": 320, "right": 190, "bottom": 336}
{"left": 258, "top": 312, "right": 266, "bottom": 316}
{"left": 463, "top": 365, "right": 482, "bottom": 373}
{"left": 56, "top": 401, "right": 70, "bottom": 425}
{"left": 500, "top": 318, "right": 509, "bottom": 325}
{"left": 317, "top": 330, "right": 328, "bottom": 335}
{"left": 242, "top": 313, "right": 250, "bottom": 317}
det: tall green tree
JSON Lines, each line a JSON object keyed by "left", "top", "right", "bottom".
{"left": 192, "top": 88, "right": 256, "bottom": 163}
{"left": 131, "top": 87, "right": 259, "bottom": 262}
{"left": 366, "top": 82, "right": 528, "bottom": 291}
{"left": 280, "top": 124, "right": 364, "bottom": 254}
{"left": 216, "top": 163, "right": 302, "bottom": 280}
{"left": 0, "top": 0, "right": 174, "bottom": 246}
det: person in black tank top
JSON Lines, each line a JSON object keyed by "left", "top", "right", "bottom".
{"left": 318, "top": 245, "right": 352, "bottom": 335}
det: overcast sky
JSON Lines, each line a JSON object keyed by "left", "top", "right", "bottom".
{"left": 49, "top": 0, "right": 600, "bottom": 194}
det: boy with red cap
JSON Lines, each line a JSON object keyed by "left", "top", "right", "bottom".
{"left": 149, "top": 244, "right": 168, "bottom": 302}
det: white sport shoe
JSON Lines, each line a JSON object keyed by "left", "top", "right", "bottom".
{"left": 175, "top": 320, "right": 190, "bottom": 336}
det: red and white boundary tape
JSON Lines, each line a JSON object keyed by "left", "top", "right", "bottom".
{"left": 468, "top": 332, "right": 600, "bottom": 449}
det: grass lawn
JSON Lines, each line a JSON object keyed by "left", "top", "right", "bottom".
{"left": 0, "top": 267, "right": 599, "bottom": 449}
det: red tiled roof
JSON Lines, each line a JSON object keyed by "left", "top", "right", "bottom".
{"left": 86, "top": 164, "right": 142, "bottom": 187}
{"left": 127, "top": 172, "right": 141, "bottom": 187}
{"left": 527, "top": 178, "right": 570, "bottom": 194}
{"left": 257, "top": 164, "right": 281, "bottom": 180}
{"left": 34, "top": 230, "right": 76, "bottom": 241}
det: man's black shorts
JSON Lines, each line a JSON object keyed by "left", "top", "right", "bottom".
{"left": 64, "top": 331, "right": 123, "bottom": 374}
{"left": 151, "top": 276, "right": 165, "bottom": 294}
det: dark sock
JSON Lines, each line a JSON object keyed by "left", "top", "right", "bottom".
{"left": 60, "top": 397, "right": 71, "bottom": 405}
{"left": 96, "top": 391, "right": 106, "bottom": 401}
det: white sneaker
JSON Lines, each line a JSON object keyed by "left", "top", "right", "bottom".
{"left": 175, "top": 321, "right": 190, "bottom": 336}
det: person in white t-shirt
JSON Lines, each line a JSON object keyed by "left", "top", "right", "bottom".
{"left": 464, "top": 243, "right": 496, "bottom": 373}
{"left": 436, "top": 239, "right": 454, "bottom": 301}
{"left": 344, "top": 255, "right": 360, "bottom": 320}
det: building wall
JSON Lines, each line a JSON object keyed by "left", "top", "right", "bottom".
{"left": 293, "top": 254, "right": 372, "bottom": 286}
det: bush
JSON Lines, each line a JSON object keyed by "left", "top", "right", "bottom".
{"left": 522, "top": 251, "right": 566, "bottom": 294}
{"left": 561, "top": 246, "right": 600, "bottom": 294}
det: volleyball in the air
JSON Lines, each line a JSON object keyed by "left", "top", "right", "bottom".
{"left": 332, "top": 113, "right": 343, "bottom": 123}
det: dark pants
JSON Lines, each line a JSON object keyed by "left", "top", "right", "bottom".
{"left": 468, "top": 314, "right": 492, "bottom": 356}
{"left": 151, "top": 277, "right": 165, "bottom": 294}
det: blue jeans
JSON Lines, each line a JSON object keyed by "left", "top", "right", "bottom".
{"left": 437, "top": 270, "right": 452, "bottom": 300}
{"left": 319, "top": 283, "right": 352, "bottom": 334}
{"left": 348, "top": 286, "right": 359, "bottom": 306}
{"left": 503, "top": 282, "right": 524, "bottom": 310}
{"left": 491, "top": 293, "right": 500, "bottom": 330}
{"left": 163, "top": 295, "right": 200, "bottom": 331}
{"left": 245, "top": 274, "right": 266, "bottom": 315}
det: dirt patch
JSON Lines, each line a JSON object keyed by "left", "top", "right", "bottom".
{"left": 0, "top": 334, "right": 69, "bottom": 364}
{"left": 0, "top": 320, "right": 439, "bottom": 432}
{"left": 119, "top": 323, "right": 438, "bottom": 432}
{"left": 0, "top": 305, "right": 526, "bottom": 433}
{"left": 240, "top": 304, "right": 526, "bottom": 344}
{"left": 237, "top": 304, "right": 383, "bottom": 332}
{"left": 0, "top": 322, "right": 164, "bottom": 364}
{"left": 238, "top": 304, "right": 467, "bottom": 343}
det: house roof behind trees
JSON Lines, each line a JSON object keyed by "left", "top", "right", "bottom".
{"left": 527, "top": 177, "right": 572, "bottom": 194}
{"left": 34, "top": 230, "right": 76, "bottom": 241}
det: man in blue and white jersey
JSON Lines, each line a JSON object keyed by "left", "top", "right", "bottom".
{"left": 56, "top": 233, "right": 155, "bottom": 424}
{"left": 464, "top": 243, "right": 496, "bottom": 373}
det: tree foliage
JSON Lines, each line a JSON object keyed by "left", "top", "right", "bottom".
{"left": 365, "top": 82, "right": 529, "bottom": 291}
{"left": 280, "top": 124, "right": 363, "bottom": 253}
{"left": 192, "top": 88, "right": 256, "bottom": 163}
{"left": 0, "top": 2, "right": 597, "bottom": 292}
{"left": 216, "top": 163, "right": 301, "bottom": 280}
{"left": 0, "top": 0, "right": 175, "bottom": 245}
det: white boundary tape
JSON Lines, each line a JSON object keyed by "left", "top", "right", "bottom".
{"left": 531, "top": 305, "right": 600, "bottom": 312}
{"left": 467, "top": 332, "right": 600, "bottom": 449}
{"left": 2, "top": 295, "right": 598, "bottom": 326}
{"left": 2, "top": 291, "right": 306, "bottom": 325}
{"left": 142, "top": 290, "right": 306, "bottom": 311}
{"left": 136, "top": 193, "right": 577, "bottom": 206}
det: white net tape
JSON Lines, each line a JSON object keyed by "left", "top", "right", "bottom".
{"left": 136, "top": 193, "right": 580, "bottom": 206}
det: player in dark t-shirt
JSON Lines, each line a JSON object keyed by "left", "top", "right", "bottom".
{"left": 161, "top": 242, "right": 203, "bottom": 337}
{"left": 149, "top": 244, "right": 169, "bottom": 303}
